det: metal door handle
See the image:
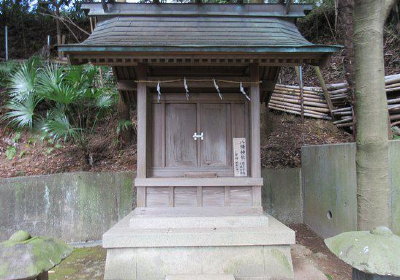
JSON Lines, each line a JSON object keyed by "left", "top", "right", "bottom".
{"left": 193, "top": 132, "right": 204, "bottom": 141}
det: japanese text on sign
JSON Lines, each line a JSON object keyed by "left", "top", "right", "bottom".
{"left": 233, "top": 138, "right": 247, "bottom": 177}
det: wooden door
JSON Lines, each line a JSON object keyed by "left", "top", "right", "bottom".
{"left": 149, "top": 93, "right": 248, "bottom": 178}
{"left": 200, "top": 104, "right": 231, "bottom": 168}
{"left": 166, "top": 104, "right": 198, "bottom": 168}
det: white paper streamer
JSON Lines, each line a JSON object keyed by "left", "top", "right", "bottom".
{"left": 184, "top": 77, "right": 189, "bottom": 100}
{"left": 240, "top": 82, "right": 251, "bottom": 101}
{"left": 213, "top": 79, "right": 222, "bottom": 100}
{"left": 157, "top": 80, "right": 161, "bottom": 102}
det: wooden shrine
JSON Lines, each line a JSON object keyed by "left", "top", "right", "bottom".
{"left": 61, "top": 3, "right": 339, "bottom": 279}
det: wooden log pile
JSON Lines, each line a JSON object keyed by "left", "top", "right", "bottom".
{"left": 329, "top": 74, "right": 400, "bottom": 128}
{"left": 269, "top": 74, "right": 400, "bottom": 129}
{"left": 269, "top": 84, "right": 331, "bottom": 120}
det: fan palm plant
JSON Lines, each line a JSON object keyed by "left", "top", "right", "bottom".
{"left": 8, "top": 57, "right": 41, "bottom": 102}
{"left": 2, "top": 57, "right": 42, "bottom": 129}
{"left": 38, "top": 64, "right": 117, "bottom": 162}
{"left": 3, "top": 59, "right": 117, "bottom": 164}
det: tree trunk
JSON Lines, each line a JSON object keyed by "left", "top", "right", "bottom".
{"left": 354, "top": 0, "right": 396, "bottom": 230}
{"left": 338, "top": 0, "right": 355, "bottom": 93}
{"left": 55, "top": 3, "right": 62, "bottom": 59}
{"left": 338, "top": 0, "right": 356, "bottom": 139}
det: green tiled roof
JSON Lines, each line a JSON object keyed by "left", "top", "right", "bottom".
{"left": 60, "top": 4, "right": 341, "bottom": 55}
{"left": 83, "top": 17, "right": 312, "bottom": 48}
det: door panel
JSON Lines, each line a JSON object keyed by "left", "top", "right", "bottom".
{"left": 151, "top": 103, "right": 163, "bottom": 167}
{"left": 166, "top": 104, "right": 198, "bottom": 167}
{"left": 200, "top": 104, "right": 230, "bottom": 167}
{"left": 233, "top": 103, "right": 246, "bottom": 138}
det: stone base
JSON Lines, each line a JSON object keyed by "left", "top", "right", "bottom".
{"left": 165, "top": 274, "right": 235, "bottom": 280}
{"left": 103, "top": 207, "right": 295, "bottom": 280}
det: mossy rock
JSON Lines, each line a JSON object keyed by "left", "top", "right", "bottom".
{"left": 0, "top": 231, "right": 73, "bottom": 280}
{"left": 325, "top": 227, "right": 400, "bottom": 277}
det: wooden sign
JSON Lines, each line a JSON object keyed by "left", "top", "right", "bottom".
{"left": 233, "top": 138, "right": 247, "bottom": 177}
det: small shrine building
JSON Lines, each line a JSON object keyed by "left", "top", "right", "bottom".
{"left": 61, "top": 3, "right": 339, "bottom": 279}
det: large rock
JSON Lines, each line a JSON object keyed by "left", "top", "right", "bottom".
{"left": 0, "top": 230, "right": 73, "bottom": 280}
{"left": 325, "top": 227, "right": 400, "bottom": 277}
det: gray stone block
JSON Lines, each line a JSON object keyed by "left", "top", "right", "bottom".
{"left": 103, "top": 208, "right": 295, "bottom": 280}
{"left": 165, "top": 275, "right": 235, "bottom": 280}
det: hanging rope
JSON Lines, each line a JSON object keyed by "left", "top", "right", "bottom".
{"left": 134, "top": 78, "right": 261, "bottom": 85}
{"left": 183, "top": 77, "right": 190, "bottom": 100}
{"left": 156, "top": 80, "right": 161, "bottom": 102}
{"left": 133, "top": 78, "right": 260, "bottom": 101}
{"left": 240, "top": 82, "right": 251, "bottom": 101}
{"left": 213, "top": 79, "right": 222, "bottom": 100}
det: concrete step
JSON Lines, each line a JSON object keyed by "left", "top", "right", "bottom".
{"left": 130, "top": 207, "right": 268, "bottom": 229}
{"left": 130, "top": 215, "right": 269, "bottom": 229}
{"left": 165, "top": 274, "right": 235, "bottom": 280}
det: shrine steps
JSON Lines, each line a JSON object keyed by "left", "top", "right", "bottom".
{"left": 103, "top": 207, "right": 295, "bottom": 280}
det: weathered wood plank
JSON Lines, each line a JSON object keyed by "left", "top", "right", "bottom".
{"left": 135, "top": 177, "right": 264, "bottom": 187}
{"left": 174, "top": 187, "right": 198, "bottom": 207}
{"left": 166, "top": 104, "right": 198, "bottom": 168}
{"left": 203, "top": 187, "right": 225, "bottom": 207}
{"left": 230, "top": 186, "right": 253, "bottom": 207}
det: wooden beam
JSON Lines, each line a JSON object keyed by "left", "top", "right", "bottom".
{"left": 313, "top": 66, "right": 335, "bottom": 117}
{"left": 250, "top": 63, "right": 262, "bottom": 207}
{"left": 135, "top": 177, "right": 264, "bottom": 187}
{"left": 118, "top": 77, "right": 254, "bottom": 90}
{"left": 250, "top": 63, "right": 261, "bottom": 178}
{"left": 135, "top": 63, "right": 147, "bottom": 207}
{"left": 295, "top": 66, "right": 305, "bottom": 121}
{"left": 69, "top": 54, "right": 326, "bottom": 67}
{"left": 117, "top": 80, "right": 136, "bottom": 91}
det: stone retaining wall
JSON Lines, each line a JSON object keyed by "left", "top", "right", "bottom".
{"left": 2, "top": 140, "right": 399, "bottom": 243}
{"left": 1, "top": 169, "right": 301, "bottom": 243}
{"left": 0, "top": 172, "right": 135, "bottom": 243}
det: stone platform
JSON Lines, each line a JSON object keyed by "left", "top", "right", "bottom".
{"left": 103, "top": 207, "right": 295, "bottom": 280}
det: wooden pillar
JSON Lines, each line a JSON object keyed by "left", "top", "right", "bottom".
{"left": 295, "top": 66, "right": 305, "bottom": 121}
{"left": 136, "top": 64, "right": 147, "bottom": 207}
{"left": 314, "top": 66, "right": 335, "bottom": 117}
{"left": 250, "top": 63, "right": 262, "bottom": 207}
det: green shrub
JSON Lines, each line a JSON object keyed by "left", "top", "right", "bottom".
{"left": 2, "top": 58, "right": 118, "bottom": 163}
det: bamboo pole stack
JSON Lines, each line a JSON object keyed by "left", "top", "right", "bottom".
{"left": 328, "top": 74, "right": 400, "bottom": 128}
{"left": 269, "top": 84, "right": 331, "bottom": 120}
{"left": 268, "top": 74, "right": 400, "bottom": 129}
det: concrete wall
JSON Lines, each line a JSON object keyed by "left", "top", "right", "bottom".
{"left": 3, "top": 140, "right": 399, "bottom": 243}
{"left": 302, "top": 140, "right": 400, "bottom": 238}
{"left": 1, "top": 169, "right": 302, "bottom": 243}
{"left": 0, "top": 171, "right": 136, "bottom": 243}
{"left": 262, "top": 168, "right": 302, "bottom": 224}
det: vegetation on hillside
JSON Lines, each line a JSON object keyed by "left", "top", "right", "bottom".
{"left": 1, "top": 57, "right": 118, "bottom": 164}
